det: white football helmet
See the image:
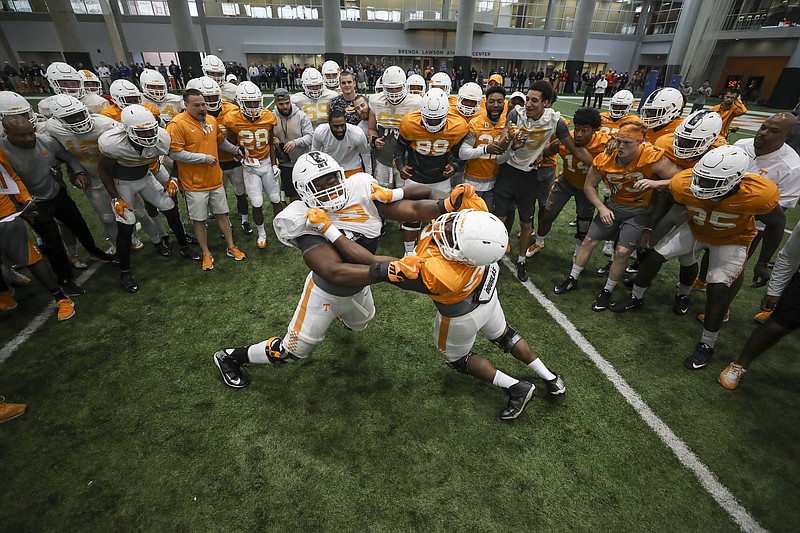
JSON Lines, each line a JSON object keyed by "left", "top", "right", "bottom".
{"left": 608, "top": 89, "right": 634, "bottom": 119}
{"left": 46, "top": 62, "right": 84, "bottom": 98}
{"left": 139, "top": 69, "right": 168, "bottom": 102}
{"left": 293, "top": 151, "right": 348, "bottom": 211}
{"left": 640, "top": 87, "right": 684, "bottom": 129}
{"left": 406, "top": 74, "right": 426, "bottom": 95}
{"left": 110, "top": 79, "right": 142, "bottom": 109}
{"left": 431, "top": 209, "right": 508, "bottom": 266}
{"left": 235, "top": 81, "right": 263, "bottom": 119}
{"left": 375, "top": 76, "right": 383, "bottom": 93}
{"left": 690, "top": 145, "right": 749, "bottom": 200}
{"left": 50, "top": 94, "right": 93, "bottom": 134}
{"left": 79, "top": 70, "right": 102, "bottom": 95}
{"left": 0, "top": 91, "right": 36, "bottom": 124}
{"left": 430, "top": 72, "right": 452, "bottom": 94}
{"left": 321, "top": 60, "right": 341, "bottom": 89}
{"left": 381, "top": 66, "right": 407, "bottom": 106}
{"left": 186, "top": 76, "right": 222, "bottom": 112}
{"left": 674, "top": 110, "right": 723, "bottom": 160}
{"left": 420, "top": 88, "right": 449, "bottom": 133}
{"left": 121, "top": 104, "right": 160, "bottom": 147}
{"left": 301, "top": 68, "right": 324, "bottom": 100}
{"left": 201, "top": 55, "right": 226, "bottom": 83}
{"left": 457, "top": 82, "right": 483, "bottom": 118}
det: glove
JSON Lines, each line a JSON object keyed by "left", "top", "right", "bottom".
{"left": 370, "top": 183, "right": 403, "bottom": 203}
{"left": 165, "top": 177, "right": 179, "bottom": 197}
{"left": 273, "top": 165, "right": 281, "bottom": 181}
{"left": 438, "top": 183, "right": 477, "bottom": 213}
{"left": 306, "top": 207, "right": 332, "bottom": 233}
{"left": 112, "top": 197, "right": 132, "bottom": 218}
{"left": 386, "top": 255, "right": 424, "bottom": 283}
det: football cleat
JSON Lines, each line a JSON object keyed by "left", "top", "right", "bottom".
{"left": 241, "top": 221, "right": 253, "bottom": 235}
{"left": 602, "top": 241, "right": 614, "bottom": 257}
{"left": 227, "top": 246, "right": 246, "bottom": 261}
{"left": 719, "top": 362, "right": 747, "bottom": 390}
{"left": 131, "top": 233, "right": 144, "bottom": 250}
{"left": 2, "top": 265, "right": 31, "bottom": 286}
{"left": 525, "top": 241, "right": 544, "bottom": 258}
{"left": 543, "top": 374, "right": 566, "bottom": 395}
{"left": 597, "top": 261, "right": 612, "bottom": 275}
{"left": 753, "top": 309, "right": 773, "bottom": 324}
{"left": 568, "top": 219, "right": 578, "bottom": 227}
{"left": 213, "top": 350, "right": 251, "bottom": 388}
{"left": 673, "top": 294, "right": 690, "bottom": 315}
{"left": 500, "top": 381, "right": 535, "bottom": 420}
{"left": 180, "top": 245, "right": 201, "bottom": 261}
{"left": 609, "top": 294, "right": 644, "bottom": 312}
{"left": 554, "top": 276, "right": 578, "bottom": 294}
{"left": 684, "top": 342, "right": 714, "bottom": 370}
{"left": 154, "top": 236, "right": 172, "bottom": 257}
{"left": 69, "top": 254, "right": 88, "bottom": 269}
{"left": 120, "top": 271, "right": 138, "bottom": 293}
{"left": 0, "top": 290, "right": 18, "bottom": 311}
{"left": 257, "top": 236, "right": 267, "bottom": 249}
{"left": 592, "top": 289, "right": 612, "bottom": 312}
{"left": 625, "top": 260, "right": 639, "bottom": 274}
{"left": 0, "top": 397, "right": 27, "bottom": 423}
{"left": 691, "top": 278, "right": 707, "bottom": 292}
{"left": 56, "top": 297, "right": 76, "bottom": 321}
{"left": 202, "top": 253, "right": 214, "bottom": 271}
{"left": 90, "top": 249, "right": 115, "bottom": 263}
{"left": 516, "top": 261, "right": 528, "bottom": 282}
{"left": 61, "top": 278, "right": 85, "bottom": 297}
{"left": 696, "top": 310, "right": 730, "bottom": 324}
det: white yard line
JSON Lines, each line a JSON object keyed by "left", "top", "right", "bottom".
{"left": 0, "top": 262, "right": 103, "bottom": 364}
{"left": 501, "top": 257, "right": 766, "bottom": 533}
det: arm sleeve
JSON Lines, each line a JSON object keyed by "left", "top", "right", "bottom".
{"left": 368, "top": 262, "right": 431, "bottom": 294}
{"left": 555, "top": 119, "right": 571, "bottom": 140}
{"left": 169, "top": 150, "right": 207, "bottom": 164}
{"left": 218, "top": 138, "right": 239, "bottom": 154}
{"left": 767, "top": 221, "right": 800, "bottom": 296}
{"left": 458, "top": 132, "right": 486, "bottom": 160}
{"left": 393, "top": 135, "right": 410, "bottom": 168}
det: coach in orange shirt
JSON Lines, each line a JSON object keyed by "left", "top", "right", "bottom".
{"left": 167, "top": 88, "right": 248, "bottom": 271}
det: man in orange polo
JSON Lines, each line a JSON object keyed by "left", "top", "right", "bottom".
{"left": 167, "top": 88, "right": 247, "bottom": 270}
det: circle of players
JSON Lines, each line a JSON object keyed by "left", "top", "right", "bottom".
{"left": 1, "top": 57, "right": 798, "bottom": 417}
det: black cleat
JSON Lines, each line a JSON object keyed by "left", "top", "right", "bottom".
{"left": 241, "top": 221, "right": 253, "bottom": 235}
{"left": 154, "top": 236, "right": 172, "bottom": 257}
{"left": 516, "top": 261, "right": 528, "bottom": 282}
{"left": 684, "top": 342, "right": 714, "bottom": 370}
{"left": 554, "top": 275, "right": 578, "bottom": 294}
{"left": 543, "top": 374, "right": 566, "bottom": 395}
{"left": 673, "top": 294, "right": 690, "bottom": 315}
{"left": 597, "top": 261, "right": 612, "bottom": 275}
{"left": 592, "top": 289, "right": 613, "bottom": 312}
{"left": 180, "top": 245, "right": 202, "bottom": 261}
{"left": 184, "top": 234, "right": 198, "bottom": 244}
{"left": 625, "top": 260, "right": 639, "bottom": 274}
{"left": 609, "top": 294, "right": 644, "bottom": 312}
{"left": 90, "top": 249, "right": 115, "bottom": 262}
{"left": 60, "top": 278, "right": 85, "bottom": 296}
{"left": 500, "top": 380, "right": 535, "bottom": 420}
{"left": 120, "top": 271, "right": 138, "bottom": 293}
{"left": 213, "top": 350, "right": 251, "bottom": 388}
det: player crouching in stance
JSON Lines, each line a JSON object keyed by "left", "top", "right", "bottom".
{"left": 315, "top": 186, "right": 565, "bottom": 420}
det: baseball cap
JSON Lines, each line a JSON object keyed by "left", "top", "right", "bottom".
{"left": 489, "top": 74, "right": 503, "bottom": 85}
{"left": 273, "top": 88, "right": 290, "bottom": 102}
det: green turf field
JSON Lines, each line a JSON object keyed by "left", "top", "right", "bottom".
{"left": 1, "top": 98, "right": 799, "bottom": 532}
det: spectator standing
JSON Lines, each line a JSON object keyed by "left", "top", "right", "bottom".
{"left": 593, "top": 74, "right": 607, "bottom": 108}
{"left": 692, "top": 80, "right": 712, "bottom": 113}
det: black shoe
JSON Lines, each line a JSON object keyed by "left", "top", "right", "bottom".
{"left": 500, "top": 380, "right": 535, "bottom": 420}
{"left": 597, "top": 261, "right": 612, "bottom": 275}
{"left": 543, "top": 374, "right": 566, "bottom": 395}
{"left": 213, "top": 350, "right": 251, "bottom": 388}
{"left": 60, "top": 278, "right": 85, "bottom": 296}
{"left": 184, "top": 234, "right": 197, "bottom": 244}
{"left": 154, "top": 236, "right": 172, "bottom": 257}
{"left": 554, "top": 275, "right": 578, "bottom": 294}
{"left": 684, "top": 342, "right": 714, "bottom": 370}
{"left": 180, "top": 245, "right": 201, "bottom": 261}
{"left": 609, "top": 294, "right": 644, "bottom": 312}
{"left": 568, "top": 219, "right": 578, "bottom": 227}
{"left": 623, "top": 277, "right": 635, "bottom": 288}
{"left": 625, "top": 260, "right": 639, "bottom": 274}
{"left": 592, "top": 289, "right": 612, "bottom": 312}
{"left": 120, "top": 271, "right": 138, "bottom": 293}
{"left": 673, "top": 294, "right": 690, "bottom": 315}
{"left": 516, "top": 261, "right": 528, "bottom": 282}
{"left": 241, "top": 221, "right": 253, "bottom": 235}
{"left": 90, "top": 249, "right": 114, "bottom": 262}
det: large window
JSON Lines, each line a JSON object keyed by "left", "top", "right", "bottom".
{"left": 645, "top": 0, "right": 684, "bottom": 35}
{"left": 496, "top": 1, "right": 549, "bottom": 29}
{"left": 71, "top": 0, "right": 103, "bottom": 14}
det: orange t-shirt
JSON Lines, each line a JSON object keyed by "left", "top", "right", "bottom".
{"left": 223, "top": 108, "right": 278, "bottom": 161}
{"left": 710, "top": 98, "right": 747, "bottom": 138}
{"left": 669, "top": 170, "right": 779, "bottom": 246}
{"left": 463, "top": 112, "right": 506, "bottom": 181}
{"left": 166, "top": 113, "right": 225, "bottom": 191}
{"left": 559, "top": 130, "right": 610, "bottom": 188}
{"left": 592, "top": 144, "right": 665, "bottom": 207}
{"left": 399, "top": 110, "right": 470, "bottom": 157}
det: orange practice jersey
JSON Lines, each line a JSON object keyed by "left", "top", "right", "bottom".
{"left": 559, "top": 131, "right": 610, "bottom": 188}
{"left": 592, "top": 144, "right": 665, "bottom": 207}
{"left": 223, "top": 109, "right": 278, "bottom": 160}
{"left": 654, "top": 133, "right": 727, "bottom": 169}
{"left": 710, "top": 98, "right": 748, "bottom": 138}
{"left": 599, "top": 112, "right": 640, "bottom": 135}
{"left": 101, "top": 101, "right": 161, "bottom": 123}
{"left": 670, "top": 170, "right": 779, "bottom": 246}
{"left": 415, "top": 195, "right": 491, "bottom": 306}
{"left": 399, "top": 111, "right": 469, "bottom": 182}
{"left": 166, "top": 112, "right": 225, "bottom": 191}
{"left": 463, "top": 112, "right": 506, "bottom": 181}
{"left": 213, "top": 102, "right": 241, "bottom": 164}
{"left": 644, "top": 117, "right": 683, "bottom": 145}
{"left": 540, "top": 118, "right": 571, "bottom": 168}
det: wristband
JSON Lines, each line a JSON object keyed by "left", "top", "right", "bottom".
{"left": 369, "top": 262, "right": 389, "bottom": 281}
{"left": 323, "top": 225, "right": 343, "bottom": 243}
{"left": 390, "top": 188, "right": 404, "bottom": 203}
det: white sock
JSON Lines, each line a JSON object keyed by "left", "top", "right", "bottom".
{"left": 403, "top": 241, "right": 416, "bottom": 254}
{"left": 517, "top": 255, "right": 526, "bottom": 264}
{"left": 700, "top": 329, "right": 718, "bottom": 348}
{"left": 492, "top": 370, "right": 519, "bottom": 389}
{"left": 570, "top": 263, "right": 584, "bottom": 279}
{"left": 246, "top": 340, "right": 270, "bottom": 364}
{"left": 677, "top": 284, "right": 692, "bottom": 296}
{"left": 604, "top": 279, "right": 618, "bottom": 292}
{"left": 632, "top": 284, "right": 647, "bottom": 299}
{"left": 256, "top": 224, "right": 266, "bottom": 237}
{"left": 535, "top": 234, "right": 545, "bottom": 245}
{"left": 241, "top": 214, "right": 249, "bottom": 223}
{"left": 528, "top": 358, "right": 556, "bottom": 381}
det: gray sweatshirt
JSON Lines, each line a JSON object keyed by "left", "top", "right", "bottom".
{"left": 272, "top": 104, "right": 314, "bottom": 166}
{"left": 0, "top": 134, "right": 83, "bottom": 201}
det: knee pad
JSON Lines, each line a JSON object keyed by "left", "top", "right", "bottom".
{"left": 491, "top": 325, "right": 522, "bottom": 353}
{"left": 446, "top": 352, "right": 472, "bottom": 374}
{"left": 400, "top": 221, "right": 421, "bottom": 232}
